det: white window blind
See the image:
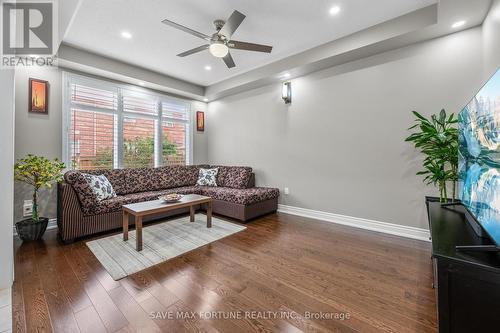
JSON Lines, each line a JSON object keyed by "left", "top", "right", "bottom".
{"left": 161, "top": 100, "right": 190, "bottom": 166}
{"left": 162, "top": 100, "right": 190, "bottom": 121}
{"left": 68, "top": 81, "right": 118, "bottom": 170}
{"left": 123, "top": 91, "right": 158, "bottom": 116}
{"left": 71, "top": 83, "right": 118, "bottom": 110}
{"left": 63, "top": 73, "right": 192, "bottom": 170}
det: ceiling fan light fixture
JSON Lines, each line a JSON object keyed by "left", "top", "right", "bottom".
{"left": 162, "top": 10, "right": 272, "bottom": 68}
{"left": 209, "top": 42, "right": 229, "bottom": 58}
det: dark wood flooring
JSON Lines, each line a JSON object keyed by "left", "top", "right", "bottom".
{"left": 12, "top": 212, "right": 437, "bottom": 333}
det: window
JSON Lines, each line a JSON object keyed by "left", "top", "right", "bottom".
{"left": 63, "top": 73, "right": 192, "bottom": 170}
{"left": 70, "top": 110, "right": 116, "bottom": 170}
{"left": 123, "top": 116, "right": 156, "bottom": 169}
{"left": 162, "top": 100, "right": 190, "bottom": 166}
{"left": 67, "top": 81, "right": 118, "bottom": 170}
{"left": 162, "top": 120, "right": 187, "bottom": 166}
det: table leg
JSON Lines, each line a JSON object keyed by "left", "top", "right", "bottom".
{"left": 123, "top": 211, "right": 129, "bottom": 241}
{"left": 136, "top": 215, "right": 143, "bottom": 251}
{"left": 190, "top": 205, "right": 195, "bottom": 222}
{"left": 207, "top": 201, "right": 212, "bottom": 228}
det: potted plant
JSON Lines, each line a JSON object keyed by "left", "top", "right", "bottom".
{"left": 14, "top": 154, "right": 65, "bottom": 241}
{"left": 406, "top": 109, "right": 459, "bottom": 203}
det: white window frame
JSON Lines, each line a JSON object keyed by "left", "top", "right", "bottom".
{"left": 62, "top": 72, "right": 193, "bottom": 169}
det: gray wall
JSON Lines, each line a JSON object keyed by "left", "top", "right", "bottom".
{"left": 14, "top": 67, "right": 208, "bottom": 222}
{"left": 14, "top": 67, "right": 63, "bottom": 223}
{"left": 483, "top": 0, "right": 500, "bottom": 76}
{"left": 191, "top": 101, "right": 209, "bottom": 164}
{"left": 0, "top": 69, "right": 15, "bottom": 289}
{"left": 207, "top": 28, "right": 485, "bottom": 229}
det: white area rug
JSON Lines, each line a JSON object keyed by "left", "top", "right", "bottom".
{"left": 86, "top": 215, "right": 246, "bottom": 280}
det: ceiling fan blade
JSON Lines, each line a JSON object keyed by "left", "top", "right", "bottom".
{"left": 177, "top": 45, "right": 209, "bottom": 57}
{"left": 162, "top": 18, "right": 210, "bottom": 40}
{"left": 228, "top": 40, "right": 273, "bottom": 53}
{"left": 219, "top": 10, "right": 246, "bottom": 38}
{"left": 222, "top": 52, "right": 235, "bottom": 68}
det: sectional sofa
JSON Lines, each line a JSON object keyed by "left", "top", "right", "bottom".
{"left": 57, "top": 165, "right": 279, "bottom": 242}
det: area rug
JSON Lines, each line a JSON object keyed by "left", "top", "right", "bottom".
{"left": 86, "top": 215, "right": 246, "bottom": 280}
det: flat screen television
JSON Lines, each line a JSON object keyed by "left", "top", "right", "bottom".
{"left": 458, "top": 68, "right": 500, "bottom": 246}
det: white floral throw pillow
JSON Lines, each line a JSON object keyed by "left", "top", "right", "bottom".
{"left": 82, "top": 174, "right": 117, "bottom": 201}
{"left": 196, "top": 168, "right": 218, "bottom": 186}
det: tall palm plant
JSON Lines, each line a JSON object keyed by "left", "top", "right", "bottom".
{"left": 406, "top": 109, "right": 459, "bottom": 202}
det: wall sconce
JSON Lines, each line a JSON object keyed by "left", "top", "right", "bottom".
{"left": 282, "top": 81, "right": 292, "bottom": 104}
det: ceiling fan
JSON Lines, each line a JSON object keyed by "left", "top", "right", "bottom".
{"left": 161, "top": 10, "right": 273, "bottom": 69}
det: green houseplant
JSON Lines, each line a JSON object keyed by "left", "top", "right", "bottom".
{"left": 91, "top": 137, "right": 178, "bottom": 169}
{"left": 14, "top": 154, "right": 65, "bottom": 241}
{"left": 405, "top": 109, "right": 459, "bottom": 203}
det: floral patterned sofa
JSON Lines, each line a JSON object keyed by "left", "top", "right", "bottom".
{"left": 57, "top": 165, "right": 279, "bottom": 242}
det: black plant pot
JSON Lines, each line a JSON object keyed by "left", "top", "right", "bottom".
{"left": 15, "top": 217, "right": 49, "bottom": 241}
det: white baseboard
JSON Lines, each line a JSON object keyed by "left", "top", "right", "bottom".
{"left": 12, "top": 210, "right": 431, "bottom": 242}
{"left": 278, "top": 204, "right": 430, "bottom": 242}
{"left": 13, "top": 218, "right": 58, "bottom": 237}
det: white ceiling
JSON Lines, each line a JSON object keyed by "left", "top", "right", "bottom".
{"left": 64, "top": 0, "right": 437, "bottom": 86}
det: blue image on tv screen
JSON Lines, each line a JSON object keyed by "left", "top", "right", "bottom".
{"left": 458, "top": 68, "right": 500, "bottom": 245}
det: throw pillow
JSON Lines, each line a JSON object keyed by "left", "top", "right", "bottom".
{"left": 196, "top": 168, "right": 218, "bottom": 186}
{"left": 82, "top": 173, "right": 117, "bottom": 201}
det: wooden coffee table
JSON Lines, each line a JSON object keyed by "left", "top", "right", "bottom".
{"left": 122, "top": 194, "right": 213, "bottom": 251}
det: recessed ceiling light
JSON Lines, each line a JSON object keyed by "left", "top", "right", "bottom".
{"left": 329, "top": 5, "right": 341, "bottom": 15}
{"left": 203, "top": 98, "right": 209, "bottom": 102}
{"left": 138, "top": 81, "right": 145, "bottom": 86}
{"left": 204, "top": 65, "right": 212, "bottom": 71}
{"left": 283, "top": 73, "right": 291, "bottom": 78}
{"left": 451, "top": 20, "right": 466, "bottom": 29}
{"left": 121, "top": 31, "right": 133, "bottom": 39}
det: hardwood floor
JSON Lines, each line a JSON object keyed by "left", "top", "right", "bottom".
{"left": 12, "top": 212, "right": 437, "bottom": 333}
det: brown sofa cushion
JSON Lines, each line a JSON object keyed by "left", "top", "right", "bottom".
{"left": 166, "top": 165, "right": 206, "bottom": 187}
{"left": 122, "top": 168, "right": 162, "bottom": 193}
{"left": 86, "top": 186, "right": 203, "bottom": 215}
{"left": 200, "top": 187, "right": 279, "bottom": 205}
{"left": 64, "top": 169, "right": 127, "bottom": 210}
{"left": 63, "top": 172, "right": 100, "bottom": 209}
{"left": 65, "top": 169, "right": 128, "bottom": 195}
{"left": 212, "top": 166, "right": 253, "bottom": 189}
{"left": 124, "top": 165, "right": 206, "bottom": 194}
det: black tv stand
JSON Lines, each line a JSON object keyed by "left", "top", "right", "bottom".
{"left": 439, "top": 201, "right": 489, "bottom": 239}
{"left": 456, "top": 245, "right": 500, "bottom": 252}
{"left": 440, "top": 201, "right": 462, "bottom": 208}
{"left": 428, "top": 201, "right": 500, "bottom": 333}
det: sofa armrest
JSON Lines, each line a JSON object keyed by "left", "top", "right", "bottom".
{"left": 57, "top": 182, "right": 85, "bottom": 242}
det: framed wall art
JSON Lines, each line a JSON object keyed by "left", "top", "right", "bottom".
{"left": 29, "top": 78, "right": 49, "bottom": 114}
{"left": 196, "top": 111, "right": 204, "bottom": 132}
